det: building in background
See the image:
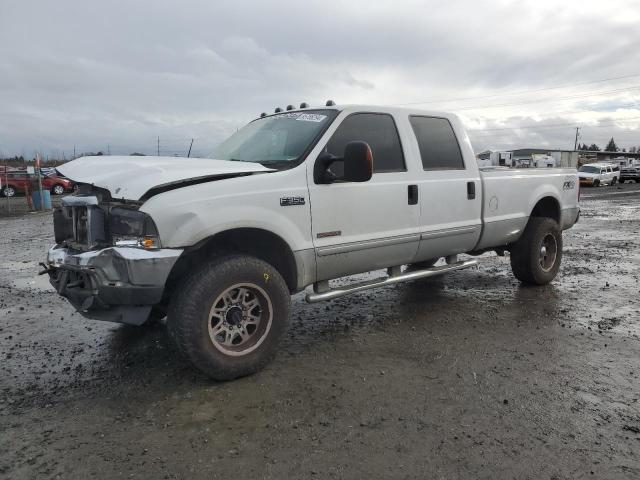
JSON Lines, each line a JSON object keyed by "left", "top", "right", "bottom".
{"left": 476, "top": 148, "right": 579, "bottom": 168}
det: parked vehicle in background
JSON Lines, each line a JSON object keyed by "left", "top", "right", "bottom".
{"left": 0, "top": 171, "right": 75, "bottom": 197}
{"left": 45, "top": 103, "right": 580, "bottom": 380}
{"left": 578, "top": 163, "right": 616, "bottom": 186}
{"left": 620, "top": 165, "right": 640, "bottom": 183}
{"left": 45, "top": 171, "right": 77, "bottom": 193}
{"left": 601, "top": 162, "right": 620, "bottom": 183}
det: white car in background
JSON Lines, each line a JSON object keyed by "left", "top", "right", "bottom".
{"left": 578, "top": 163, "right": 616, "bottom": 187}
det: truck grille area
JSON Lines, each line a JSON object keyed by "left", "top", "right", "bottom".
{"left": 53, "top": 196, "right": 106, "bottom": 249}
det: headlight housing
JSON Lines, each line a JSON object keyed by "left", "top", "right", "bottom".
{"left": 109, "top": 207, "right": 161, "bottom": 249}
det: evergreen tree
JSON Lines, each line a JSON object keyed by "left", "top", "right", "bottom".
{"left": 604, "top": 137, "right": 619, "bottom": 152}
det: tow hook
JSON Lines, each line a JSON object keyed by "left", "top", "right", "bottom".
{"left": 38, "top": 262, "right": 54, "bottom": 276}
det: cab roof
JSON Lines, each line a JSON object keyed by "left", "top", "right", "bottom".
{"left": 256, "top": 104, "right": 459, "bottom": 122}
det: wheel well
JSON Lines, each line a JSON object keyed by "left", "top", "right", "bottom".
{"left": 530, "top": 196, "right": 560, "bottom": 223}
{"left": 165, "top": 228, "right": 298, "bottom": 299}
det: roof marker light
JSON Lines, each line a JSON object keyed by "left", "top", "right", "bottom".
{"left": 274, "top": 107, "right": 283, "bottom": 113}
{"left": 299, "top": 102, "right": 309, "bottom": 108}
{"left": 326, "top": 100, "right": 336, "bottom": 106}
{"left": 260, "top": 112, "right": 267, "bottom": 118}
{"left": 286, "top": 105, "right": 294, "bottom": 110}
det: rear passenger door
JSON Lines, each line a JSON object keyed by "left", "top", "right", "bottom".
{"left": 408, "top": 116, "right": 482, "bottom": 262}
{"left": 605, "top": 166, "right": 614, "bottom": 183}
{"left": 307, "top": 112, "right": 420, "bottom": 281}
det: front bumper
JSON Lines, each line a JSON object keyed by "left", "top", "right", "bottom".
{"left": 46, "top": 245, "right": 183, "bottom": 325}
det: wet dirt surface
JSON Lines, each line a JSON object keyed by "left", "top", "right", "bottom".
{"left": 1, "top": 183, "right": 640, "bottom": 479}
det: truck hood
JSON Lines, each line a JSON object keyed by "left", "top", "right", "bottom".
{"left": 57, "top": 156, "right": 272, "bottom": 201}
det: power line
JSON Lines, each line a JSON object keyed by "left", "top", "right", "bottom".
{"left": 453, "top": 85, "right": 640, "bottom": 111}
{"left": 467, "top": 116, "right": 640, "bottom": 134}
{"left": 392, "top": 72, "right": 640, "bottom": 107}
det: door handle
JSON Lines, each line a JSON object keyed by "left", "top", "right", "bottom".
{"left": 467, "top": 181, "right": 476, "bottom": 200}
{"left": 408, "top": 185, "right": 418, "bottom": 205}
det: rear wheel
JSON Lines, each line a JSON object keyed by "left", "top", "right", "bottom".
{"left": 509, "top": 217, "right": 562, "bottom": 285}
{"left": 2, "top": 186, "right": 16, "bottom": 197}
{"left": 167, "top": 254, "right": 290, "bottom": 380}
{"left": 51, "top": 184, "right": 65, "bottom": 195}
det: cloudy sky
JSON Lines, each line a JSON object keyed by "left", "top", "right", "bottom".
{"left": 1, "top": 0, "right": 639, "bottom": 158}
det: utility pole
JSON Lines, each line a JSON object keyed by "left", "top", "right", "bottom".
{"left": 73, "top": 145, "right": 76, "bottom": 159}
{"left": 36, "top": 153, "right": 44, "bottom": 211}
{"left": 574, "top": 127, "right": 581, "bottom": 151}
{"left": 107, "top": 144, "right": 110, "bottom": 155}
{"left": 187, "top": 138, "right": 194, "bottom": 158}
{"left": 157, "top": 136, "right": 160, "bottom": 156}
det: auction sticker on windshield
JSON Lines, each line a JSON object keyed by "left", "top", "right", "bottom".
{"left": 297, "top": 113, "right": 327, "bottom": 122}
{"left": 276, "top": 112, "right": 327, "bottom": 122}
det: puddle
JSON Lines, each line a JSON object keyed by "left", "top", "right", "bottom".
{"left": 10, "top": 274, "right": 54, "bottom": 292}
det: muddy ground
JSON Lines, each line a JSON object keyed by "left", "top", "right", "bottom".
{"left": 1, "top": 183, "right": 640, "bottom": 479}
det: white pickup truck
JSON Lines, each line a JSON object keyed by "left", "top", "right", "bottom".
{"left": 45, "top": 103, "right": 579, "bottom": 380}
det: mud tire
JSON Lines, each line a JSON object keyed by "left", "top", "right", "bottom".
{"left": 509, "top": 217, "right": 562, "bottom": 285}
{"left": 167, "top": 254, "right": 290, "bottom": 381}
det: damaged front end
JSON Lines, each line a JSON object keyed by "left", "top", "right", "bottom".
{"left": 44, "top": 190, "right": 182, "bottom": 325}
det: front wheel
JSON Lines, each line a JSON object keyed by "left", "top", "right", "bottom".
{"left": 509, "top": 217, "right": 562, "bottom": 285}
{"left": 51, "top": 184, "right": 65, "bottom": 195}
{"left": 2, "top": 186, "right": 16, "bottom": 197}
{"left": 611, "top": 177, "right": 617, "bottom": 186}
{"left": 593, "top": 179, "right": 600, "bottom": 187}
{"left": 167, "top": 254, "right": 290, "bottom": 380}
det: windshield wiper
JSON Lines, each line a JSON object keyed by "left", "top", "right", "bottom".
{"left": 226, "top": 158, "right": 293, "bottom": 169}
{"left": 258, "top": 160, "right": 295, "bottom": 169}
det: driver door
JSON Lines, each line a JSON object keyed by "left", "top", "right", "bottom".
{"left": 307, "top": 112, "right": 420, "bottom": 282}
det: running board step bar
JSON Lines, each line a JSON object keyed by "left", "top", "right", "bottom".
{"left": 305, "top": 259, "right": 478, "bottom": 303}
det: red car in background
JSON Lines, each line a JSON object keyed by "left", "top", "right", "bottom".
{"left": 1, "top": 171, "right": 75, "bottom": 197}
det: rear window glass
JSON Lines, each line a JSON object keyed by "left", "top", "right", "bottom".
{"left": 409, "top": 116, "right": 465, "bottom": 170}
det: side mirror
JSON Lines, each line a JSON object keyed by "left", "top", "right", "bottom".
{"left": 313, "top": 141, "right": 373, "bottom": 184}
{"left": 343, "top": 141, "right": 373, "bottom": 182}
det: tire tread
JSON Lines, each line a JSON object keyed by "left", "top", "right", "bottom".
{"left": 167, "top": 254, "right": 290, "bottom": 381}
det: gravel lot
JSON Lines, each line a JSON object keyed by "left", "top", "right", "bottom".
{"left": 1, "top": 183, "right": 640, "bottom": 479}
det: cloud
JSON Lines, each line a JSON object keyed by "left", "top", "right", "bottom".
{"left": 0, "top": 0, "right": 639, "bottom": 157}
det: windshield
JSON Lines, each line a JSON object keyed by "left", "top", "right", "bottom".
{"left": 579, "top": 166, "right": 601, "bottom": 174}
{"left": 209, "top": 109, "right": 338, "bottom": 167}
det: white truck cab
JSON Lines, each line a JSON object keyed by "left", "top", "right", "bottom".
{"left": 45, "top": 103, "right": 579, "bottom": 380}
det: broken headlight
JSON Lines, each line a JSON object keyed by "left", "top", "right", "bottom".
{"left": 109, "top": 207, "right": 161, "bottom": 249}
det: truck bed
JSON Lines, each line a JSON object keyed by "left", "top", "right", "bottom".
{"left": 475, "top": 167, "right": 579, "bottom": 250}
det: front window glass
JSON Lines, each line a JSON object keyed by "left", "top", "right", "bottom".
{"left": 209, "top": 110, "right": 337, "bottom": 168}
{"left": 324, "top": 113, "right": 406, "bottom": 173}
{"left": 579, "top": 166, "right": 600, "bottom": 173}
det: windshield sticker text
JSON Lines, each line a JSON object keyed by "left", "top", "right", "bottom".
{"left": 296, "top": 114, "right": 327, "bottom": 122}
